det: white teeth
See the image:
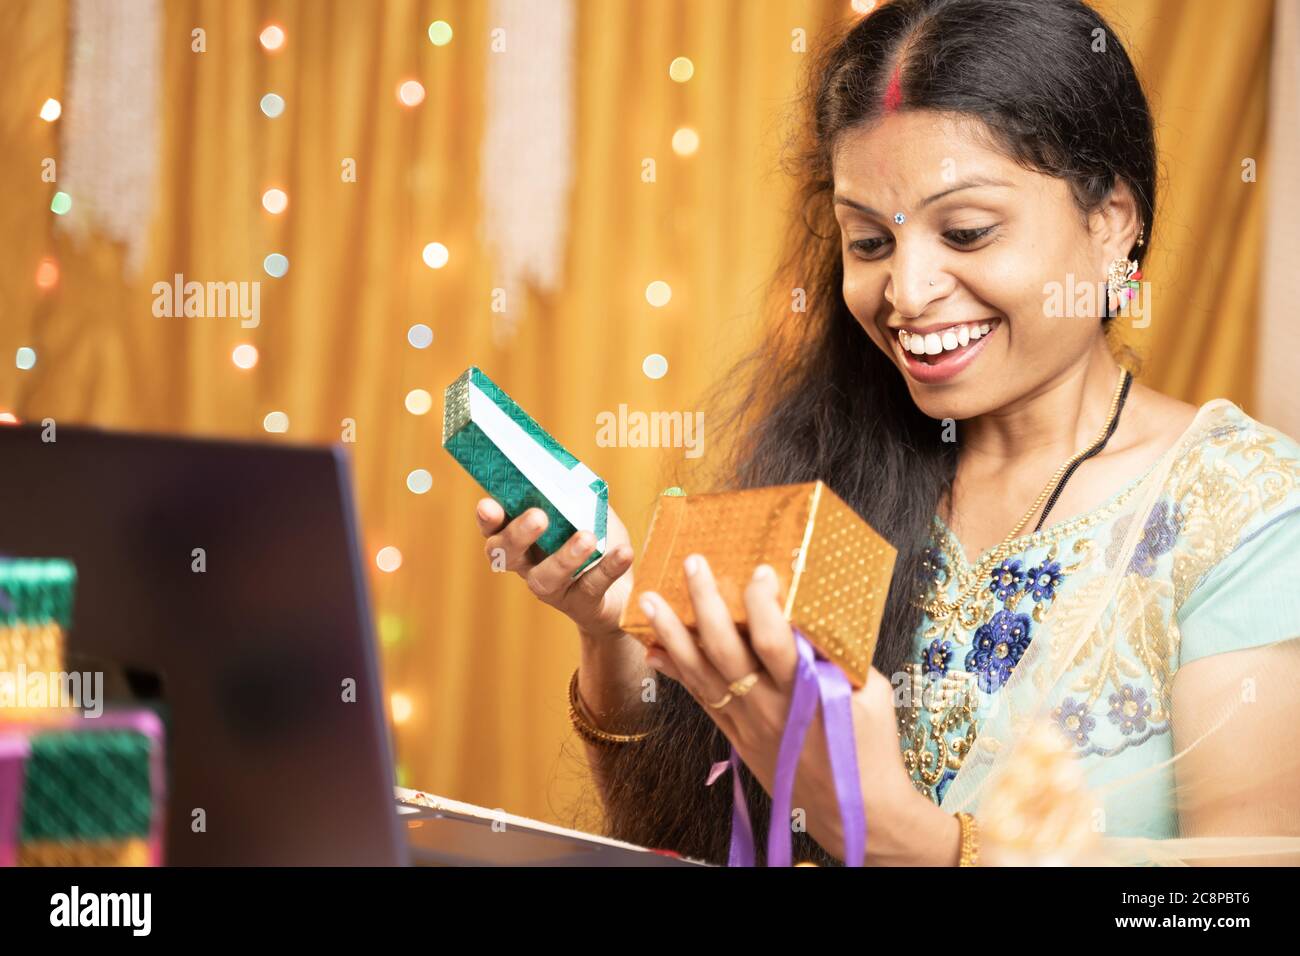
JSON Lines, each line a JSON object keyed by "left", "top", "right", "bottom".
{"left": 898, "top": 320, "right": 996, "bottom": 357}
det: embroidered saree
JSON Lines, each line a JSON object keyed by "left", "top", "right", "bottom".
{"left": 896, "top": 398, "right": 1300, "bottom": 865}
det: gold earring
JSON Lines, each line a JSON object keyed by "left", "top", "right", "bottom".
{"left": 1107, "top": 256, "right": 1142, "bottom": 310}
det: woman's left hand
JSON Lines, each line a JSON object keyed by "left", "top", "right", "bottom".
{"left": 637, "top": 553, "right": 959, "bottom": 865}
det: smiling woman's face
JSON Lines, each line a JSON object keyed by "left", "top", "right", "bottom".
{"left": 832, "top": 111, "right": 1122, "bottom": 422}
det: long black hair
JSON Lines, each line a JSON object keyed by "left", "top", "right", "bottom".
{"left": 583, "top": 0, "right": 1157, "bottom": 866}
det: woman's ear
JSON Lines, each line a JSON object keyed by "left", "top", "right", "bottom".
{"left": 1089, "top": 179, "right": 1143, "bottom": 271}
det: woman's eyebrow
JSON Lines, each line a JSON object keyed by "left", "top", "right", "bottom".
{"left": 833, "top": 177, "right": 1014, "bottom": 216}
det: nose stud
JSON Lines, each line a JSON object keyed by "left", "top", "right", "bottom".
{"left": 893, "top": 213, "right": 906, "bottom": 224}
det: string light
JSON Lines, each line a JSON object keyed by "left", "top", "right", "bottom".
{"left": 850, "top": 0, "right": 878, "bottom": 14}
{"left": 39, "top": 98, "right": 61, "bottom": 122}
{"left": 259, "top": 25, "right": 285, "bottom": 52}
{"left": 34, "top": 257, "right": 59, "bottom": 291}
{"left": 668, "top": 57, "right": 694, "bottom": 82}
{"left": 406, "top": 469, "right": 433, "bottom": 494}
{"left": 407, "top": 323, "right": 433, "bottom": 349}
{"left": 378, "top": 613, "right": 405, "bottom": 647}
{"left": 404, "top": 389, "right": 433, "bottom": 415}
{"left": 15, "top": 348, "right": 37, "bottom": 371}
{"left": 390, "top": 692, "right": 413, "bottom": 724}
{"left": 376, "top": 546, "right": 403, "bottom": 573}
{"left": 260, "top": 93, "right": 285, "bottom": 118}
{"left": 50, "top": 192, "right": 72, "bottom": 215}
{"left": 0, "top": 412, "right": 19, "bottom": 425}
{"left": 645, "top": 280, "right": 672, "bottom": 307}
{"left": 428, "top": 20, "right": 453, "bottom": 46}
{"left": 421, "top": 242, "right": 449, "bottom": 269}
{"left": 643, "top": 353, "right": 669, "bottom": 380}
{"left": 263, "top": 410, "right": 289, "bottom": 433}
{"left": 232, "top": 344, "right": 259, "bottom": 369}
{"left": 261, "top": 188, "right": 288, "bottom": 214}
{"left": 263, "top": 253, "right": 289, "bottom": 277}
{"left": 397, "top": 80, "right": 425, "bottom": 107}
{"left": 671, "top": 127, "right": 700, "bottom": 156}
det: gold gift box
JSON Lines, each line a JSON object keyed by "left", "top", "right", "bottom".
{"left": 0, "top": 622, "right": 66, "bottom": 721}
{"left": 618, "top": 481, "right": 897, "bottom": 688}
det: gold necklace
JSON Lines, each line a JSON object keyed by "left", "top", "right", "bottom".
{"left": 920, "top": 367, "right": 1131, "bottom": 620}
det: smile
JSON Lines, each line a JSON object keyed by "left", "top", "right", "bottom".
{"left": 893, "top": 318, "right": 1001, "bottom": 384}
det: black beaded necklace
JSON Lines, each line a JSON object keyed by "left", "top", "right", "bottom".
{"left": 1031, "top": 369, "right": 1134, "bottom": 533}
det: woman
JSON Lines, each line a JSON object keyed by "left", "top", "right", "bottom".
{"left": 475, "top": 0, "right": 1300, "bottom": 865}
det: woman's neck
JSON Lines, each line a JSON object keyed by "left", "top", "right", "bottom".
{"left": 959, "top": 337, "right": 1125, "bottom": 470}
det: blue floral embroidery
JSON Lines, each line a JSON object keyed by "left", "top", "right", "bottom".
{"left": 1108, "top": 684, "right": 1153, "bottom": 735}
{"left": 922, "top": 638, "right": 952, "bottom": 678}
{"left": 1053, "top": 697, "right": 1096, "bottom": 747}
{"left": 935, "top": 769, "right": 957, "bottom": 804}
{"left": 1127, "top": 498, "right": 1182, "bottom": 577}
{"left": 966, "top": 610, "right": 1033, "bottom": 693}
{"left": 988, "top": 559, "right": 1025, "bottom": 602}
{"left": 1025, "top": 560, "right": 1063, "bottom": 602}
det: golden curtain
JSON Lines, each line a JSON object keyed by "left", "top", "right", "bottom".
{"left": 0, "top": 0, "right": 1275, "bottom": 829}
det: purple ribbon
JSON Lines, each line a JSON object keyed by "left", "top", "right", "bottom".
{"left": 707, "top": 627, "right": 866, "bottom": 866}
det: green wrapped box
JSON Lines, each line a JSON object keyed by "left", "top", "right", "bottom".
{"left": 443, "top": 366, "right": 608, "bottom": 577}
{"left": 0, "top": 559, "right": 76, "bottom": 699}
{"left": 0, "top": 558, "right": 76, "bottom": 631}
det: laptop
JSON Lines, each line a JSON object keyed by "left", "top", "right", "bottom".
{"left": 0, "top": 423, "right": 701, "bottom": 866}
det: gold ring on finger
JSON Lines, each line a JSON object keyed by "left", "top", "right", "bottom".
{"left": 728, "top": 672, "right": 760, "bottom": 699}
{"left": 707, "top": 691, "right": 734, "bottom": 710}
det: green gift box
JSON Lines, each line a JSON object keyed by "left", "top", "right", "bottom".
{"left": 443, "top": 366, "right": 608, "bottom": 577}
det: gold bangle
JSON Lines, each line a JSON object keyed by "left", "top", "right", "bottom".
{"left": 955, "top": 811, "right": 980, "bottom": 867}
{"left": 568, "top": 668, "right": 654, "bottom": 746}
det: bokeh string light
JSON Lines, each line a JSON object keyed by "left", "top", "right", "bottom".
{"left": 259, "top": 93, "right": 285, "bottom": 118}
{"left": 261, "top": 188, "right": 288, "bottom": 215}
{"left": 642, "top": 353, "right": 669, "bottom": 380}
{"left": 34, "top": 257, "right": 59, "bottom": 291}
{"left": 406, "top": 469, "right": 433, "bottom": 494}
{"left": 378, "top": 613, "right": 405, "bottom": 648}
{"left": 645, "top": 280, "right": 672, "bottom": 307}
{"left": 259, "top": 24, "right": 285, "bottom": 52}
{"left": 263, "top": 253, "right": 289, "bottom": 278}
{"left": 404, "top": 389, "right": 433, "bottom": 415}
{"left": 407, "top": 323, "right": 433, "bottom": 349}
{"left": 262, "top": 411, "right": 289, "bottom": 433}
{"left": 390, "top": 692, "right": 413, "bottom": 724}
{"left": 428, "top": 20, "right": 453, "bottom": 46}
{"left": 671, "top": 127, "right": 700, "bottom": 156}
{"left": 376, "top": 546, "right": 403, "bottom": 573}
{"left": 39, "top": 98, "right": 61, "bottom": 122}
{"left": 421, "top": 242, "right": 449, "bottom": 269}
{"left": 397, "top": 79, "right": 426, "bottom": 107}
{"left": 232, "top": 344, "right": 259, "bottom": 370}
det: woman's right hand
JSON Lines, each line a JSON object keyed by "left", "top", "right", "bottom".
{"left": 474, "top": 497, "right": 636, "bottom": 641}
